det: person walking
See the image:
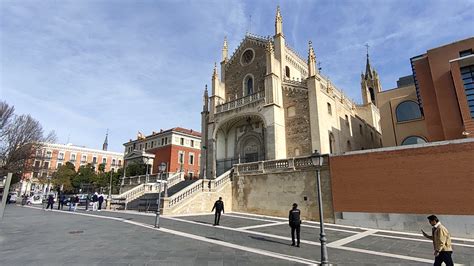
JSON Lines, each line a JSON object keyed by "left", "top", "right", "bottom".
{"left": 73, "top": 195, "right": 79, "bottom": 212}
{"left": 46, "top": 194, "right": 54, "bottom": 210}
{"left": 98, "top": 193, "right": 104, "bottom": 211}
{"left": 85, "top": 194, "right": 90, "bottom": 211}
{"left": 92, "top": 192, "right": 98, "bottom": 211}
{"left": 422, "top": 215, "right": 454, "bottom": 266}
{"left": 58, "top": 193, "right": 65, "bottom": 210}
{"left": 211, "top": 197, "right": 224, "bottom": 226}
{"left": 289, "top": 203, "right": 302, "bottom": 247}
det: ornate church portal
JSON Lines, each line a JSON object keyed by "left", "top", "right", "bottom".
{"left": 215, "top": 116, "right": 265, "bottom": 176}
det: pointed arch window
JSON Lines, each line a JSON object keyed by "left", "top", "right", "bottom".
{"left": 244, "top": 75, "right": 254, "bottom": 95}
{"left": 369, "top": 87, "right": 376, "bottom": 103}
{"left": 329, "top": 133, "right": 335, "bottom": 154}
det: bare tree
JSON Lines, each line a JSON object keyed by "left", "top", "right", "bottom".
{"left": 0, "top": 101, "right": 56, "bottom": 179}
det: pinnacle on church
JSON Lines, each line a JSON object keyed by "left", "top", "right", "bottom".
{"left": 265, "top": 38, "right": 274, "bottom": 53}
{"left": 275, "top": 5, "right": 283, "bottom": 36}
{"left": 212, "top": 62, "right": 218, "bottom": 79}
{"left": 222, "top": 36, "right": 228, "bottom": 62}
{"left": 308, "top": 41, "right": 317, "bottom": 77}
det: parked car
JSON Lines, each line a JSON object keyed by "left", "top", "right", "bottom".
{"left": 8, "top": 192, "right": 17, "bottom": 203}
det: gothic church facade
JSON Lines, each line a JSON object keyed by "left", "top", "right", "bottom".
{"left": 201, "top": 7, "right": 382, "bottom": 178}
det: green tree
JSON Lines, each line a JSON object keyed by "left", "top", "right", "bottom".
{"left": 51, "top": 162, "right": 76, "bottom": 192}
{"left": 72, "top": 163, "right": 96, "bottom": 192}
{"left": 125, "top": 162, "right": 147, "bottom": 176}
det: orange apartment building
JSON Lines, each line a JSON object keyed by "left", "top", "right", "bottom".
{"left": 21, "top": 143, "right": 123, "bottom": 195}
{"left": 123, "top": 127, "right": 201, "bottom": 179}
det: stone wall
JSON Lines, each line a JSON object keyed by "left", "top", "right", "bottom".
{"left": 232, "top": 166, "right": 334, "bottom": 222}
{"left": 282, "top": 87, "right": 312, "bottom": 157}
{"left": 224, "top": 41, "right": 266, "bottom": 99}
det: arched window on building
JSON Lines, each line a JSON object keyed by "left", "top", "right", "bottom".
{"left": 287, "top": 106, "right": 296, "bottom": 117}
{"left": 285, "top": 66, "right": 290, "bottom": 78}
{"left": 329, "top": 133, "right": 335, "bottom": 154}
{"left": 294, "top": 148, "right": 300, "bottom": 156}
{"left": 346, "top": 140, "right": 352, "bottom": 151}
{"left": 396, "top": 101, "right": 422, "bottom": 122}
{"left": 369, "top": 87, "right": 376, "bottom": 103}
{"left": 244, "top": 75, "right": 254, "bottom": 95}
{"left": 401, "top": 136, "right": 427, "bottom": 145}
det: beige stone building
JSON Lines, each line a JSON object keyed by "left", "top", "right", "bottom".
{"left": 201, "top": 7, "right": 382, "bottom": 178}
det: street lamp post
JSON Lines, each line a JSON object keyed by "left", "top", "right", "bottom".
{"left": 310, "top": 150, "right": 329, "bottom": 265}
{"left": 154, "top": 162, "right": 167, "bottom": 228}
{"left": 108, "top": 170, "right": 113, "bottom": 209}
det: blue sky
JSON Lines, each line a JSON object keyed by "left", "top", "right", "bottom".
{"left": 1, "top": 0, "right": 473, "bottom": 152}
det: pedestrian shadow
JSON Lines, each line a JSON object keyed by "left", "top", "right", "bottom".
{"left": 249, "top": 235, "right": 289, "bottom": 246}
{"left": 192, "top": 220, "right": 213, "bottom": 225}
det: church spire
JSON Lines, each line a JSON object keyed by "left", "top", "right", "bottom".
{"left": 364, "top": 43, "right": 373, "bottom": 79}
{"left": 222, "top": 36, "right": 228, "bottom": 62}
{"left": 102, "top": 129, "right": 108, "bottom": 151}
{"left": 275, "top": 5, "right": 283, "bottom": 36}
{"left": 203, "top": 85, "right": 209, "bottom": 112}
{"left": 308, "top": 41, "right": 317, "bottom": 77}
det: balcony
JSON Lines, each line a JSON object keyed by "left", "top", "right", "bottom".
{"left": 215, "top": 91, "right": 265, "bottom": 114}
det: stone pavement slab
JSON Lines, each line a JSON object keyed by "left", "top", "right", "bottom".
{"left": 0, "top": 206, "right": 300, "bottom": 265}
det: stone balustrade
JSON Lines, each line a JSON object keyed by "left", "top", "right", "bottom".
{"left": 235, "top": 155, "right": 329, "bottom": 174}
{"left": 215, "top": 91, "right": 264, "bottom": 114}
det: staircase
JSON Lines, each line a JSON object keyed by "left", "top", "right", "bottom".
{"left": 111, "top": 172, "right": 183, "bottom": 209}
{"left": 125, "top": 179, "right": 198, "bottom": 211}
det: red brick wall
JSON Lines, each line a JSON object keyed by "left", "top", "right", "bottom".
{"left": 330, "top": 141, "right": 474, "bottom": 215}
{"left": 149, "top": 145, "right": 200, "bottom": 177}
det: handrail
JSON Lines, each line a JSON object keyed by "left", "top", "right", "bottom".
{"left": 167, "top": 180, "right": 203, "bottom": 208}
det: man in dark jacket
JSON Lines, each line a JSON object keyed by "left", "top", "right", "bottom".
{"left": 46, "top": 194, "right": 55, "bottom": 210}
{"left": 289, "top": 203, "right": 301, "bottom": 247}
{"left": 211, "top": 197, "right": 225, "bottom": 226}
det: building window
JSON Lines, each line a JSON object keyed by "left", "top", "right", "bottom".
{"left": 459, "top": 49, "right": 473, "bottom": 57}
{"left": 461, "top": 65, "right": 474, "bottom": 118}
{"left": 70, "top": 154, "right": 76, "bottom": 162}
{"left": 371, "top": 132, "right": 374, "bottom": 141}
{"left": 369, "top": 87, "right": 375, "bottom": 103}
{"left": 396, "top": 100, "right": 422, "bottom": 122}
{"left": 287, "top": 106, "right": 296, "bottom": 117}
{"left": 178, "top": 152, "right": 184, "bottom": 164}
{"left": 359, "top": 124, "right": 363, "bottom": 135}
{"left": 346, "top": 141, "right": 352, "bottom": 151}
{"left": 81, "top": 155, "right": 87, "bottom": 163}
{"left": 145, "top": 142, "right": 148, "bottom": 149}
{"left": 57, "top": 162, "right": 62, "bottom": 169}
{"left": 112, "top": 159, "right": 116, "bottom": 166}
{"left": 189, "top": 172, "right": 193, "bottom": 179}
{"left": 139, "top": 144, "right": 142, "bottom": 150}
{"left": 34, "top": 161, "right": 40, "bottom": 168}
{"left": 285, "top": 66, "right": 290, "bottom": 78}
{"left": 151, "top": 141, "right": 154, "bottom": 148}
{"left": 43, "top": 161, "right": 49, "bottom": 169}
{"left": 190, "top": 140, "right": 194, "bottom": 147}
{"left": 241, "top": 49, "right": 254, "bottom": 65}
{"left": 118, "top": 160, "right": 122, "bottom": 166}
{"left": 294, "top": 148, "right": 300, "bottom": 156}
{"left": 189, "top": 154, "right": 194, "bottom": 165}
{"left": 102, "top": 158, "right": 106, "bottom": 164}
{"left": 58, "top": 152, "right": 64, "bottom": 160}
{"left": 327, "top": 103, "right": 332, "bottom": 115}
{"left": 329, "top": 133, "right": 335, "bottom": 154}
{"left": 244, "top": 75, "right": 254, "bottom": 95}
{"left": 92, "top": 157, "right": 97, "bottom": 164}
{"left": 45, "top": 150, "right": 52, "bottom": 159}
{"left": 180, "top": 138, "right": 184, "bottom": 145}
{"left": 401, "top": 136, "right": 427, "bottom": 145}
{"left": 345, "top": 115, "right": 349, "bottom": 126}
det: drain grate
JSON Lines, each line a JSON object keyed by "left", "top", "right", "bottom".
{"left": 68, "top": 230, "right": 84, "bottom": 234}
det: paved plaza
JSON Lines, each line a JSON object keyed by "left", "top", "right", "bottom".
{"left": 1, "top": 205, "right": 473, "bottom": 265}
